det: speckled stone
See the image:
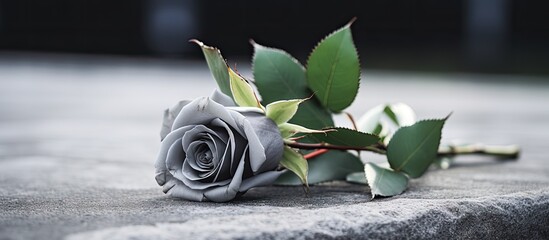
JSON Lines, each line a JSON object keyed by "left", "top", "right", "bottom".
{"left": 1, "top": 55, "right": 548, "bottom": 240}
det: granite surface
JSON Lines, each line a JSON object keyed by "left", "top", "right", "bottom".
{"left": 0, "top": 54, "right": 548, "bottom": 239}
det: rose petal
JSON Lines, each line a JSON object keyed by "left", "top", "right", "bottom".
{"left": 172, "top": 97, "right": 246, "bottom": 136}
{"left": 160, "top": 100, "right": 191, "bottom": 141}
{"left": 182, "top": 143, "right": 234, "bottom": 184}
{"left": 182, "top": 148, "right": 224, "bottom": 181}
{"left": 154, "top": 171, "right": 168, "bottom": 186}
{"left": 180, "top": 173, "right": 232, "bottom": 190}
{"left": 239, "top": 112, "right": 284, "bottom": 173}
{"left": 239, "top": 170, "right": 286, "bottom": 192}
{"left": 165, "top": 139, "right": 186, "bottom": 181}
{"left": 181, "top": 144, "right": 233, "bottom": 190}
{"left": 185, "top": 141, "right": 212, "bottom": 172}
{"left": 184, "top": 135, "right": 227, "bottom": 173}
{"left": 183, "top": 138, "right": 229, "bottom": 181}
{"left": 205, "top": 132, "right": 227, "bottom": 166}
{"left": 212, "top": 143, "right": 232, "bottom": 182}
{"left": 155, "top": 125, "right": 194, "bottom": 183}
{"left": 203, "top": 149, "right": 248, "bottom": 202}
{"left": 210, "top": 89, "right": 235, "bottom": 107}
{"left": 181, "top": 125, "right": 227, "bottom": 174}
{"left": 210, "top": 118, "right": 247, "bottom": 175}
{"left": 196, "top": 141, "right": 218, "bottom": 177}
{"left": 164, "top": 178, "right": 205, "bottom": 202}
{"left": 182, "top": 160, "right": 208, "bottom": 181}
{"left": 195, "top": 144, "right": 214, "bottom": 169}
{"left": 182, "top": 125, "right": 223, "bottom": 151}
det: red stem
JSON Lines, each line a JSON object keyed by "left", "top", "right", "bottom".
{"left": 286, "top": 141, "right": 387, "bottom": 155}
{"left": 303, "top": 149, "right": 329, "bottom": 160}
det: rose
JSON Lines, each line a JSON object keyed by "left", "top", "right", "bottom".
{"left": 154, "top": 90, "right": 284, "bottom": 202}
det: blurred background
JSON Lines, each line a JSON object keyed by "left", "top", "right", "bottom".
{"left": 1, "top": 0, "right": 548, "bottom": 190}
{"left": 0, "top": 0, "right": 548, "bottom": 75}
{"left": 1, "top": 3, "right": 549, "bottom": 237}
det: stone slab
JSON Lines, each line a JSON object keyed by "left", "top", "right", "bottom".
{"left": 0, "top": 54, "right": 548, "bottom": 239}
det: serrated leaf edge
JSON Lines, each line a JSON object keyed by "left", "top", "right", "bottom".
{"left": 279, "top": 122, "right": 335, "bottom": 139}
{"left": 251, "top": 40, "right": 306, "bottom": 73}
{"left": 319, "top": 127, "right": 381, "bottom": 143}
{"left": 388, "top": 115, "right": 450, "bottom": 172}
{"left": 280, "top": 146, "right": 309, "bottom": 187}
{"left": 190, "top": 39, "right": 224, "bottom": 56}
{"left": 190, "top": 39, "right": 233, "bottom": 98}
{"left": 265, "top": 99, "right": 306, "bottom": 125}
{"left": 305, "top": 19, "right": 361, "bottom": 112}
{"left": 365, "top": 162, "right": 409, "bottom": 199}
{"left": 229, "top": 67, "right": 264, "bottom": 110}
{"left": 326, "top": 127, "right": 379, "bottom": 137}
{"left": 251, "top": 40, "right": 335, "bottom": 128}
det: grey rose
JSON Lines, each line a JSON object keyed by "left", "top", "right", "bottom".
{"left": 154, "top": 90, "right": 284, "bottom": 202}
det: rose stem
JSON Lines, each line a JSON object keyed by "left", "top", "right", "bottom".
{"left": 286, "top": 142, "right": 387, "bottom": 155}
{"left": 437, "top": 144, "right": 519, "bottom": 159}
{"left": 287, "top": 142, "right": 519, "bottom": 160}
{"left": 303, "top": 149, "right": 329, "bottom": 160}
{"left": 343, "top": 112, "right": 358, "bottom": 130}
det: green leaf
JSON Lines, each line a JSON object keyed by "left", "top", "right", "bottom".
{"left": 306, "top": 20, "right": 360, "bottom": 112}
{"left": 383, "top": 105, "right": 399, "bottom": 126}
{"left": 387, "top": 117, "right": 448, "bottom": 178}
{"left": 346, "top": 172, "right": 367, "bottom": 185}
{"left": 252, "top": 42, "right": 334, "bottom": 130}
{"left": 275, "top": 150, "right": 363, "bottom": 185}
{"left": 365, "top": 162, "right": 408, "bottom": 198}
{"left": 291, "top": 101, "right": 334, "bottom": 132}
{"left": 228, "top": 68, "right": 262, "bottom": 109}
{"left": 190, "top": 40, "right": 232, "bottom": 98}
{"left": 387, "top": 103, "right": 416, "bottom": 126}
{"left": 358, "top": 103, "right": 417, "bottom": 134}
{"left": 358, "top": 104, "right": 386, "bottom": 133}
{"left": 358, "top": 103, "right": 417, "bottom": 146}
{"left": 278, "top": 123, "right": 331, "bottom": 139}
{"left": 266, "top": 99, "right": 304, "bottom": 125}
{"left": 280, "top": 146, "right": 308, "bottom": 186}
{"left": 311, "top": 127, "right": 380, "bottom": 148}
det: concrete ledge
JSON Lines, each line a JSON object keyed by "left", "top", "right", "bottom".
{"left": 63, "top": 189, "right": 548, "bottom": 240}
{"left": 1, "top": 56, "right": 548, "bottom": 239}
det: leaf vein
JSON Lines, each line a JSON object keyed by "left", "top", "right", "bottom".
{"left": 395, "top": 124, "right": 440, "bottom": 171}
{"left": 262, "top": 54, "right": 332, "bottom": 127}
{"left": 322, "top": 34, "right": 346, "bottom": 107}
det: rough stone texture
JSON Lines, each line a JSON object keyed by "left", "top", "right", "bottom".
{"left": 0, "top": 54, "right": 548, "bottom": 239}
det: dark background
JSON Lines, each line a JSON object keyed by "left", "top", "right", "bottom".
{"left": 0, "top": 0, "right": 548, "bottom": 74}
